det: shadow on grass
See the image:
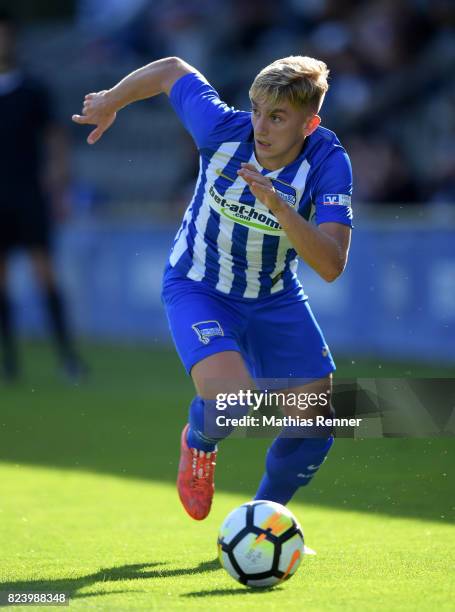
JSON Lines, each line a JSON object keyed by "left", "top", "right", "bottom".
{"left": 182, "top": 587, "right": 284, "bottom": 597}
{"left": 1, "top": 343, "right": 454, "bottom": 525}
{"left": 0, "top": 559, "right": 222, "bottom": 601}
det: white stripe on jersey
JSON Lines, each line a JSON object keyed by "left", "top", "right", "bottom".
{"left": 290, "top": 258, "right": 299, "bottom": 275}
{"left": 169, "top": 167, "right": 203, "bottom": 267}
{"left": 270, "top": 237, "right": 292, "bottom": 294}
{"left": 215, "top": 146, "right": 256, "bottom": 294}
{"left": 242, "top": 229, "right": 264, "bottom": 298}
{"left": 215, "top": 218, "right": 235, "bottom": 293}
{"left": 186, "top": 146, "right": 226, "bottom": 281}
{"left": 291, "top": 159, "right": 311, "bottom": 198}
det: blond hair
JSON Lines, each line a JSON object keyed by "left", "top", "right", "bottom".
{"left": 249, "top": 56, "right": 329, "bottom": 114}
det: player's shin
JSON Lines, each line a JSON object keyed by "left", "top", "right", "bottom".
{"left": 187, "top": 395, "right": 249, "bottom": 452}
{"left": 254, "top": 413, "right": 335, "bottom": 505}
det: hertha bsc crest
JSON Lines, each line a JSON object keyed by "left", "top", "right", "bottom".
{"left": 192, "top": 320, "right": 224, "bottom": 344}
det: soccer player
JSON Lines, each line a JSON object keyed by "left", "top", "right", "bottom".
{"left": 0, "top": 11, "right": 85, "bottom": 381}
{"left": 73, "top": 55, "right": 353, "bottom": 519}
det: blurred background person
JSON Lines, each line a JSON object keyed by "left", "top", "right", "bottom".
{"left": 0, "top": 9, "right": 85, "bottom": 382}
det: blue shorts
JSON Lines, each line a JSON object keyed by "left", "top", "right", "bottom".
{"left": 161, "top": 266, "right": 335, "bottom": 385}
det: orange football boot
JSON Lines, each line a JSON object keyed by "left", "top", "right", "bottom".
{"left": 177, "top": 424, "right": 217, "bottom": 520}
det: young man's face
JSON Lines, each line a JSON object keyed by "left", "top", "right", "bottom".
{"left": 250, "top": 96, "right": 320, "bottom": 171}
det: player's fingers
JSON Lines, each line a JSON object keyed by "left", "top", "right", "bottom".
{"left": 238, "top": 168, "right": 259, "bottom": 179}
{"left": 241, "top": 162, "right": 259, "bottom": 172}
{"left": 239, "top": 173, "right": 259, "bottom": 188}
{"left": 87, "top": 126, "right": 103, "bottom": 145}
{"left": 237, "top": 169, "right": 254, "bottom": 184}
{"left": 72, "top": 114, "right": 91, "bottom": 124}
{"left": 238, "top": 168, "right": 271, "bottom": 187}
{"left": 249, "top": 182, "right": 269, "bottom": 202}
{"left": 251, "top": 181, "right": 273, "bottom": 194}
{"left": 238, "top": 166, "right": 262, "bottom": 176}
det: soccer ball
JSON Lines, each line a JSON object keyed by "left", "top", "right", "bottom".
{"left": 217, "top": 500, "right": 304, "bottom": 588}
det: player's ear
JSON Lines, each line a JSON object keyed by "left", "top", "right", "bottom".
{"left": 303, "top": 114, "right": 321, "bottom": 137}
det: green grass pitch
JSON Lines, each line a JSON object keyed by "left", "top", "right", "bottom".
{"left": 0, "top": 343, "right": 454, "bottom": 610}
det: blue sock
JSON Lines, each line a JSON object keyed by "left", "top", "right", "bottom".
{"left": 254, "top": 434, "right": 334, "bottom": 505}
{"left": 186, "top": 395, "right": 248, "bottom": 452}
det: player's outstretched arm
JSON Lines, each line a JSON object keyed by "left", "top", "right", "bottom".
{"left": 72, "top": 57, "right": 194, "bottom": 144}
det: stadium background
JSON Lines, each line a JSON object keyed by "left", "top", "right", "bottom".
{"left": 5, "top": 0, "right": 455, "bottom": 363}
{"left": 1, "top": 1, "right": 454, "bottom": 609}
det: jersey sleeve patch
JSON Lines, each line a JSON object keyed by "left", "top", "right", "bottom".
{"left": 313, "top": 148, "right": 354, "bottom": 228}
{"left": 322, "top": 194, "right": 351, "bottom": 207}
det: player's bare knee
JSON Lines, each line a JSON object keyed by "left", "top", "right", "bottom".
{"left": 280, "top": 375, "right": 333, "bottom": 420}
{"left": 191, "top": 350, "right": 254, "bottom": 399}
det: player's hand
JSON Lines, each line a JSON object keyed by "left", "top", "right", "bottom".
{"left": 72, "top": 91, "right": 117, "bottom": 145}
{"left": 237, "top": 163, "right": 284, "bottom": 213}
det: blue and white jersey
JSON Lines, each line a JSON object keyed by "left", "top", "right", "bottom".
{"left": 168, "top": 72, "right": 353, "bottom": 299}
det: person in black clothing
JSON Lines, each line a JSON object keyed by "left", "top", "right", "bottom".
{"left": 0, "top": 10, "right": 84, "bottom": 381}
